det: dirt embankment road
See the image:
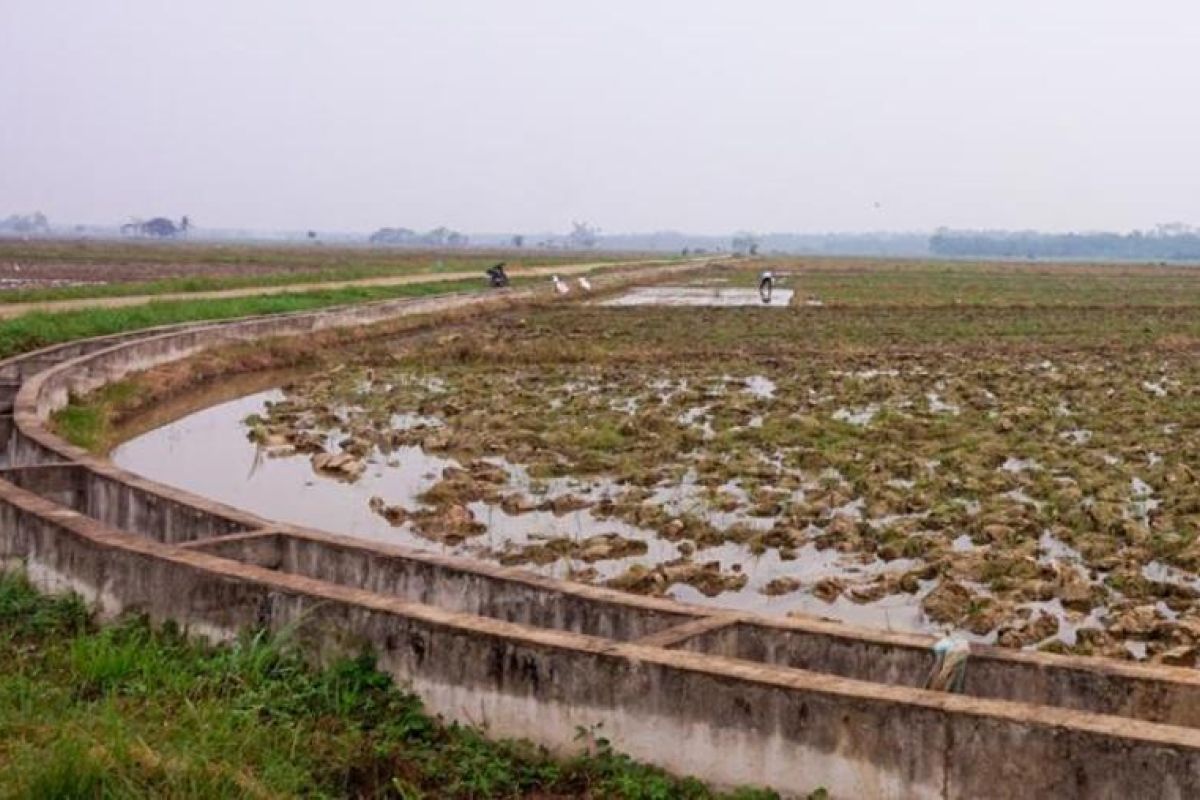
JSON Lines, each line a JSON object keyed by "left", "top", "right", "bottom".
{"left": 0, "top": 258, "right": 695, "bottom": 319}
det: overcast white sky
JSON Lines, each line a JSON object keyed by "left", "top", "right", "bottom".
{"left": 2, "top": 1, "right": 1198, "bottom": 234}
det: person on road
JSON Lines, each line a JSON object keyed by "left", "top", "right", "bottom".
{"left": 486, "top": 262, "right": 509, "bottom": 288}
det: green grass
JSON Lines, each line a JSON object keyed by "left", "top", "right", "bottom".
{"left": 0, "top": 241, "right": 658, "bottom": 304}
{"left": 51, "top": 381, "right": 140, "bottom": 452}
{"left": 0, "top": 277, "right": 512, "bottom": 362}
{"left": 49, "top": 403, "right": 105, "bottom": 451}
{"left": 0, "top": 266, "right": 460, "bottom": 304}
{"left": 0, "top": 571, "right": 788, "bottom": 799}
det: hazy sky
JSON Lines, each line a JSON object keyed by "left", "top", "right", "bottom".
{"left": 2, "top": 1, "right": 1198, "bottom": 234}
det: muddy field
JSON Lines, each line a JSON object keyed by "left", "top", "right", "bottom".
{"left": 112, "top": 261, "right": 1200, "bottom": 663}
{"left": 0, "top": 240, "right": 619, "bottom": 290}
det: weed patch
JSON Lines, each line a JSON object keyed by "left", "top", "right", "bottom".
{"left": 0, "top": 572, "right": 786, "bottom": 798}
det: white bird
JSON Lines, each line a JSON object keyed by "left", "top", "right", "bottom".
{"left": 577, "top": 276, "right": 592, "bottom": 292}
{"left": 552, "top": 275, "right": 570, "bottom": 295}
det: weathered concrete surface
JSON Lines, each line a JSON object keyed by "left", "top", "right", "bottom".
{"left": 678, "top": 618, "right": 1200, "bottom": 730}
{"left": 190, "top": 529, "right": 696, "bottom": 642}
{"left": 5, "top": 266, "right": 1200, "bottom": 797}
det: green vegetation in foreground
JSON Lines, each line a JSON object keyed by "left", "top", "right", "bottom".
{"left": 0, "top": 572, "right": 789, "bottom": 799}
{"left": 0, "top": 277, "right": 509, "bottom": 361}
{"left": 0, "top": 575, "right": 787, "bottom": 800}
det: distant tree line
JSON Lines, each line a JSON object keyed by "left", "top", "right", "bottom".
{"left": 594, "top": 231, "right": 930, "bottom": 256}
{"left": 930, "top": 224, "right": 1200, "bottom": 260}
{"left": 369, "top": 226, "right": 469, "bottom": 247}
{"left": 369, "top": 222, "right": 605, "bottom": 250}
{"left": 0, "top": 212, "right": 50, "bottom": 235}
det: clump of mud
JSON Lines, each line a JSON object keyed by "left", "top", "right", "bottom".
{"left": 488, "top": 533, "right": 648, "bottom": 566}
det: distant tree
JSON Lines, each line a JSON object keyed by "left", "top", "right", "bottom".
{"left": 118, "top": 216, "right": 179, "bottom": 238}
{"left": 446, "top": 231, "right": 469, "bottom": 247}
{"left": 1153, "top": 222, "right": 1195, "bottom": 237}
{"left": 369, "top": 227, "right": 414, "bottom": 245}
{"left": 0, "top": 211, "right": 50, "bottom": 235}
{"left": 307, "top": 230, "right": 318, "bottom": 240}
{"left": 180, "top": 215, "right": 191, "bottom": 236}
{"left": 141, "top": 217, "right": 179, "bottom": 237}
{"left": 512, "top": 234, "right": 524, "bottom": 248}
{"left": 424, "top": 227, "right": 450, "bottom": 247}
{"left": 568, "top": 220, "right": 600, "bottom": 249}
{"left": 731, "top": 232, "right": 759, "bottom": 255}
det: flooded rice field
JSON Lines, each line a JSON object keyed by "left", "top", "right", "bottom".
{"left": 112, "top": 385, "right": 927, "bottom": 627}
{"left": 102, "top": 268, "right": 1200, "bottom": 664}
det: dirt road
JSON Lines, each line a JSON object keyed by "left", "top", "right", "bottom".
{"left": 0, "top": 258, "right": 692, "bottom": 319}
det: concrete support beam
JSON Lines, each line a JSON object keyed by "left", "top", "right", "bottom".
{"left": 635, "top": 613, "right": 744, "bottom": 649}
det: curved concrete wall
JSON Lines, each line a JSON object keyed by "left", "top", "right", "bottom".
{"left": 3, "top": 267, "right": 1200, "bottom": 798}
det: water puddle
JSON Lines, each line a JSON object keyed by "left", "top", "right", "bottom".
{"left": 1060, "top": 429, "right": 1092, "bottom": 445}
{"left": 1038, "top": 529, "right": 1084, "bottom": 564}
{"left": 832, "top": 405, "right": 879, "bottom": 426}
{"left": 926, "top": 393, "right": 959, "bottom": 415}
{"left": 1142, "top": 380, "right": 1168, "bottom": 397}
{"left": 601, "top": 286, "right": 795, "bottom": 307}
{"left": 1000, "top": 456, "right": 1039, "bottom": 474}
{"left": 1142, "top": 561, "right": 1200, "bottom": 594}
{"left": 113, "top": 391, "right": 462, "bottom": 544}
{"left": 111, "top": 386, "right": 944, "bottom": 635}
{"left": 743, "top": 375, "right": 777, "bottom": 400}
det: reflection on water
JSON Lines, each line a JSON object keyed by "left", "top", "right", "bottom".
{"left": 112, "top": 386, "right": 940, "bottom": 632}
{"left": 114, "top": 390, "right": 450, "bottom": 543}
{"left": 602, "top": 286, "right": 795, "bottom": 307}
{"left": 111, "top": 390, "right": 671, "bottom": 563}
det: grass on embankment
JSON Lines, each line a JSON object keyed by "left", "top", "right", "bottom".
{"left": 0, "top": 242, "right": 658, "bottom": 304}
{"left": 0, "top": 263, "right": 475, "bottom": 304}
{"left": 0, "top": 572, "right": 791, "bottom": 799}
{"left": 52, "top": 383, "right": 133, "bottom": 452}
{"left": 0, "top": 278, "right": 506, "bottom": 362}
